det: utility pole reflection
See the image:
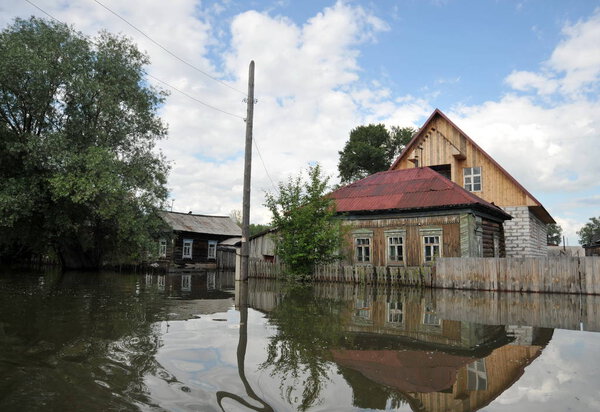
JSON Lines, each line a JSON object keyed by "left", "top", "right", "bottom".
{"left": 216, "top": 281, "right": 273, "bottom": 411}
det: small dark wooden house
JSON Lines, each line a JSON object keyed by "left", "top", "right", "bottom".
{"left": 584, "top": 234, "right": 600, "bottom": 257}
{"left": 157, "top": 211, "right": 241, "bottom": 270}
{"left": 329, "top": 167, "right": 512, "bottom": 267}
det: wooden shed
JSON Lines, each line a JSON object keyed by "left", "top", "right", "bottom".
{"left": 329, "top": 167, "right": 511, "bottom": 267}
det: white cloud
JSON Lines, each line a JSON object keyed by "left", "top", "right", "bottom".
{"left": 450, "top": 10, "right": 600, "bottom": 236}
{"left": 3, "top": 1, "right": 599, "bottom": 237}
{"left": 505, "top": 8, "right": 600, "bottom": 97}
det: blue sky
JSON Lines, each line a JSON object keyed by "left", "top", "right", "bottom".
{"left": 1, "top": 0, "right": 599, "bottom": 244}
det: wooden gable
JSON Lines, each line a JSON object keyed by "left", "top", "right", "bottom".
{"left": 389, "top": 109, "right": 554, "bottom": 223}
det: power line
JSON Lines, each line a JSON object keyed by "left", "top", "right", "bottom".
{"left": 24, "top": 0, "right": 61, "bottom": 22}
{"left": 24, "top": 0, "right": 245, "bottom": 121}
{"left": 147, "top": 73, "right": 245, "bottom": 120}
{"left": 253, "top": 137, "right": 278, "bottom": 192}
{"left": 91, "top": 0, "right": 247, "bottom": 97}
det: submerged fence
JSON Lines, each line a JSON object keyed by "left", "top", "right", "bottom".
{"left": 247, "top": 256, "right": 600, "bottom": 295}
{"left": 435, "top": 257, "right": 600, "bottom": 294}
{"left": 249, "top": 259, "right": 433, "bottom": 286}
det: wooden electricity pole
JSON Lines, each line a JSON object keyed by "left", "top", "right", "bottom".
{"left": 240, "top": 61, "right": 255, "bottom": 281}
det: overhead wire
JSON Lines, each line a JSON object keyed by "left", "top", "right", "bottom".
{"left": 91, "top": 0, "right": 247, "bottom": 97}
{"left": 253, "top": 137, "right": 279, "bottom": 192}
{"left": 25, "top": 0, "right": 280, "bottom": 187}
{"left": 147, "top": 73, "right": 244, "bottom": 120}
{"left": 24, "top": 0, "right": 245, "bottom": 121}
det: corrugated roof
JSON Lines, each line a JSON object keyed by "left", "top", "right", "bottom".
{"left": 329, "top": 167, "right": 511, "bottom": 219}
{"left": 159, "top": 211, "right": 242, "bottom": 236}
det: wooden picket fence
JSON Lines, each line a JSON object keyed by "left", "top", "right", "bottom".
{"left": 246, "top": 256, "right": 600, "bottom": 295}
{"left": 434, "top": 256, "right": 600, "bottom": 294}
{"left": 248, "top": 260, "right": 433, "bottom": 286}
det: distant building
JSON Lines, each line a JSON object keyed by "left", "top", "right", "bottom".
{"left": 157, "top": 211, "right": 241, "bottom": 271}
{"left": 583, "top": 234, "right": 600, "bottom": 257}
{"left": 329, "top": 167, "right": 512, "bottom": 267}
{"left": 389, "top": 109, "right": 555, "bottom": 258}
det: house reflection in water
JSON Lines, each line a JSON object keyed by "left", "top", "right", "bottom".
{"left": 337, "top": 289, "right": 552, "bottom": 411}
{"left": 248, "top": 282, "right": 553, "bottom": 412}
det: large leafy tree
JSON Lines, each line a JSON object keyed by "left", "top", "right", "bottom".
{"left": 337, "top": 124, "right": 415, "bottom": 184}
{"left": 264, "top": 164, "right": 342, "bottom": 278}
{"left": 546, "top": 223, "right": 563, "bottom": 246}
{"left": 577, "top": 217, "right": 600, "bottom": 246}
{"left": 0, "top": 17, "right": 169, "bottom": 269}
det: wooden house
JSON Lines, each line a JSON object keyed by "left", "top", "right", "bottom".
{"left": 584, "top": 234, "right": 600, "bottom": 257}
{"left": 389, "top": 109, "right": 555, "bottom": 258}
{"left": 157, "top": 211, "right": 241, "bottom": 271}
{"left": 329, "top": 167, "right": 512, "bottom": 267}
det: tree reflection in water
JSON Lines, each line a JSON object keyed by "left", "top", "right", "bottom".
{"left": 251, "top": 282, "right": 554, "bottom": 412}
{"left": 258, "top": 284, "right": 352, "bottom": 410}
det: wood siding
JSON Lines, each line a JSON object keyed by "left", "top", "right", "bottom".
{"left": 393, "top": 115, "right": 538, "bottom": 208}
{"left": 482, "top": 218, "right": 506, "bottom": 257}
{"left": 169, "top": 232, "right": 232, "bottom": 266}
{"left": 341, "top": 214, "right": 462, "bottom": 267}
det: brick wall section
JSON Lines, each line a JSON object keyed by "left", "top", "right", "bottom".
{"left": 502, "top": 206, "right": 548, "bottom": 257}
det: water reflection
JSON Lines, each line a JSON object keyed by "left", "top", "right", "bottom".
{"left": 2, "top": 270, "right": 600, "bottom": 411}
{"left": 250, "top": 282, "right": 554, "bottom": 411}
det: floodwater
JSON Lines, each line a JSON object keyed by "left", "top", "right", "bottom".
{"left": 1, "top": 269, "right": 599, "bottom": 412}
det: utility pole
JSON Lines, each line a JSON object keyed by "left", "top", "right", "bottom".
{"left": 240, "top": 61, "right": 255, "bottom": 281}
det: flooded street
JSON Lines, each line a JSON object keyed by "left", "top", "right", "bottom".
{"left": 1, "top": 269, "right": 599, "bottom": 411}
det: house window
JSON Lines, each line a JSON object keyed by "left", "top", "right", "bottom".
{"left": 464, "top": 167, "right": 482, "bottom": 191}
{"left": 387, "top": 233, "right": 405, "bottom": 264}
{"left": 386, "top": 301, "right": 404, "bottom": 325}
{"left": 355, "top": 238, "right": 371, "bottom": 263}
{"left": 424, "top": 235, "right": 441, "bottom": 262}
{"left": 208, "top": 240, "right": 217, "bottom": 259}
{"left": 181, "top": 274, "right": 191, "bottom": 292}
{"left": 422, "top": 304, "right": 441, "bottom": 326}
{"left": 354, "top": 298, "right": 372, "bottom": 323}
{"left": 182, "top": 239, "right": 193, "bottom": 259}
{"left": 158, "top": 239, "right": 167, "bottom": 258}
{"left": 467, "top": 359, "right": 487, "bottom": 391}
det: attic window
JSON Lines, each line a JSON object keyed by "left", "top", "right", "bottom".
{"left": 464, "top": 167, "right": 482, "bottom": 192}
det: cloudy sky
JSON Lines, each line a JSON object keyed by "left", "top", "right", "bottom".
{"left": 2, "top": 0, "right": 599, "bottom": 244}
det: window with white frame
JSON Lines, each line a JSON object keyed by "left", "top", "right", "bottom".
{"left": 467, "top": 359, "right": 487, "bottom": 391}
{"left": 386, "top": 231, "right": 406, "bottom": 265}
{"left": 181, "top": 274, "right": 191, "bottom": 292}
{"left": 420, "top": 228, "right": 443, "bottom": 263}
{"left": 354, "top": 298, "right": 372, "bottom": 322}
{"left": 422, "top": 304, "right": 441, "bottom": 326}
{"left": 464, "top": 166, "right": 482, "bottom": 192}
{"left": 182, "top": 239, "right": 193, "bottom": 259}
{"left": 208, "top": 240, "right": 217, "bottom": 259}
{"left": 158, "top": 239, "right": 167, "bottom": 258}
{"left": 355, "top": 238, "right": 371, "bottom": 263}
{"left": 386, "top": 301, "right": 404, "bottom": 325}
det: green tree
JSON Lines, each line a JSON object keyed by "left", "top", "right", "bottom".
{"left": 546, "top": 223, "right": 563, "bottom": 246}
{"left": 229, "top": 209, "right": 271, "bottom": 236}
{"left": 337, "top": 124, "right": 415, "bottom": 184}
{"left": 264, "top": 164, "right": 342, "bottom": 278}
{"left": 577, "top": 216, "right": 600, "bottom": 246}
{"left": 0, "top": 17, "right": 169, "bottom": 269}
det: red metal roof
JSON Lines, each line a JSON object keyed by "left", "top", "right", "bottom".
{"left": 388, "top": 109, "right": 554, "bottom": 223}
{"left": 329, "top": 167, "right": 510, "bottom": 219}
